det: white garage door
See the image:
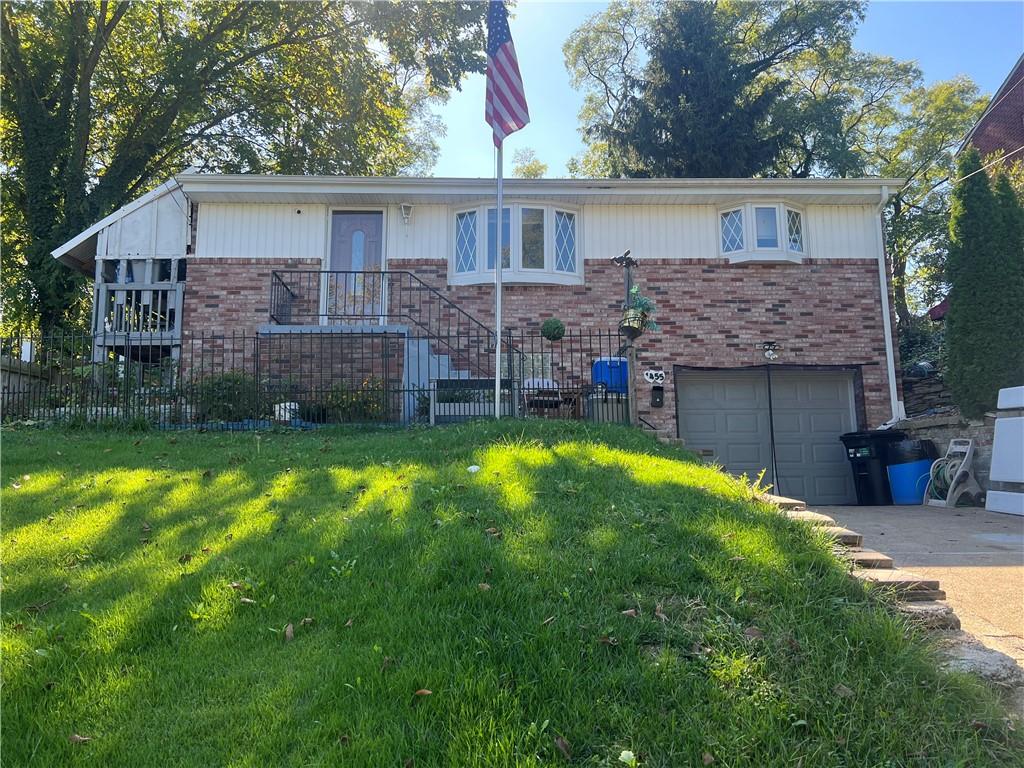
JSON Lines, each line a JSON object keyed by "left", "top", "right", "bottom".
{"left": 676, "top": 369, "right": 857, "bottom": 505}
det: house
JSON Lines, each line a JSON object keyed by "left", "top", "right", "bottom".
{"left": 959, "top": 52, "right": 1024, "bottom": 163}
{"left": 50, "top": 173, "right": 904, "bottom": 504}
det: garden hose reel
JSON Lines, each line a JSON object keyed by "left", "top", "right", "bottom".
{"left": 925, "top": 439, "right": 983, "bottom": 508}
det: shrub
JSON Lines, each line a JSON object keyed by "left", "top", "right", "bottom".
{"left": 326, "top": 378, "right": 389, "bottom": 422}
{"left": 540, "top": 318, "right": 566, "bottom": 341}
{"left": 195, "top": 372, "right": 265, "bottom": 422}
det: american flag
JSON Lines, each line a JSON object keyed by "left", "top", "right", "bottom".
{"left": 485, "top": 0, "right": 529, "bottom": 147}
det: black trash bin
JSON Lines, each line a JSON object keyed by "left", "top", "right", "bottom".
{"left": 840, "top": 430, "right": 907, "bottom": 505}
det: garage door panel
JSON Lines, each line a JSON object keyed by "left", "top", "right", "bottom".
{"left": 725, "top": 412, "right": 761, "bottom": 433}
{"left": 809, "top": 415, "right": 844, "bottom": 435}
{"left": 727, "top": 442, "right": 768, "bottom": 464}
{"left": 772, "top": 412, "right": 802, "bottom": 433}
{"left": 774, "top": 443, "right": 805, "bottom": 463}
{"left": 677, "top": 369, "right": 857, "bottom": 505}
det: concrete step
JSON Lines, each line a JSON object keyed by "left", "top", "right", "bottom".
{"left": 853, "top": 568, "right": 943, "bottom": 598}
{"left": 822, "top": 526, "right": 863, "bottom": 547}
{"left": 898, "top": 601, "right": 961, "bottom": 630}
{"left": 842, "top": 547, "right": 894, "bottom": 569}
{"left": 763, "top": 494, "right": 806, "bottom": 511}
{"left": 786, "top": 509, "right": 835, "bottom": 526}
{"left": 900, "top": 588, "right": 948, "bottom": 602}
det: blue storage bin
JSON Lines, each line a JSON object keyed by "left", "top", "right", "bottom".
{"left": 592, "top": 356, "right": 629, "bottom": 394}
{"left": 887, "top": 459, "right": 933, "bottom": 505}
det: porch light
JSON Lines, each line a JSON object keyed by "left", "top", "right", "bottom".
{"left": 400, "top": 203, "right": 414, "bottom": 224}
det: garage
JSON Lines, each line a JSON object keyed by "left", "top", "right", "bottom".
{"left": 675, "top": 368, "right": 858, "bottom": 505}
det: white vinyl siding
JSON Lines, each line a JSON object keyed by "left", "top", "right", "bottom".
{"left": 195, "top": 203, "right": 328, "bottom": 260}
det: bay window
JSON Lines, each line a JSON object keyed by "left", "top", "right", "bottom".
{"left": 451, "top": 203, "right": 581, "bottom": 285}
{"left": 719, "top": 202, "right": 804, "bottom": 262}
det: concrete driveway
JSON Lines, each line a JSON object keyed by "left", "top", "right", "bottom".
{"left": 818, "top": 504, "right": 1024, "bottom": 664}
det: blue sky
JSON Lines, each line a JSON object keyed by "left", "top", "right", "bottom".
{"left": 431, "top": 1, "right": 1024, "bottom": 178}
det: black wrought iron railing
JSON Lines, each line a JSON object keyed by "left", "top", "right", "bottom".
{"left": 0, "top": 329, "right": 629, "bottom": 430}
{"left": 269, "top": 269, "right": 505, "bottom": 378}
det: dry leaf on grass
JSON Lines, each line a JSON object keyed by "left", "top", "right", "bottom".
{"left": 201, "top": 547, "right": 211, "bottom": 554}
{"left": 541, "top": 615, "right": 556, "bottom": 626}
{"left": 344, "top": 618, "right": 354, "bottom": 627}
{"left": 484, "top": 527, "right": 503, "bottom": 539}
{"left": 599, "top": 635, "right": 619, "bottom": 646}
{"left": 832, "top": 683, "right": 854, "bottom": 698}
{"left": 300, "top": 617, "right": 314, "bottom": 626}
{"left": 284, "top": 623, "right": 294, "bottom": 642}
{"left": 229, "top": 581, "right": 244, "bottom": 590}
{"left": 702, "top": 752, "right": 715, "bottom": 765}
{"left": 69, "top": 734, "right": 92, "bottom": 744}
{"left": 478, "top": 583, "right": 491, "bottom": 591}
{"left": 654, "top": 604, "right": 668, "bottom": 622}
{"left": 743, "top": 626, "right": 764, "bottom": 640}
{"left": 554, "top": 734, "right": 572, "bottom": 760}
{"left": 621, "top": 608, "right": 639, "bottom": 618}
{"left": 178, "top": 553, "right": 192, "bottom": 565}
{"left": 239, "top": 597, "right": 256, "bottom": 605}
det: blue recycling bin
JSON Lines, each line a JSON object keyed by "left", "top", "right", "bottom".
{"left": 592, "top": 356, "right": 629, "bottom": 394}
{"left": 887, "top": 459, "right": 933, "bottom": 505}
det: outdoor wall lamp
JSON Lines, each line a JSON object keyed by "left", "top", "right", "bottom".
{"left": 399, "top": 203, "right": 414, "bottom": 224}
{"left": 761, "top": 341, "right": 780, "bottom": 361}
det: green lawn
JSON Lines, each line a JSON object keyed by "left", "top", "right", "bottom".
{"left": 1, "top": 421, "right": 1019, "bottom": 767}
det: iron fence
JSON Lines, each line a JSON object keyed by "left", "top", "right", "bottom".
{"left": 1, "top": 328, "right": 630, "bottom": 430}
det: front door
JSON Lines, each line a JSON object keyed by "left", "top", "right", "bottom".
{"left": 327, "top": 211, "right": 384, "bottom": 323}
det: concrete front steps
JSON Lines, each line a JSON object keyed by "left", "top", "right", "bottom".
{"left": 775, "top": 501, "right": 949, "bottom": 604}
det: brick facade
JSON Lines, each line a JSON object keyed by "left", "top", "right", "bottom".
{"left": 182, "top": 257, "right": 321, "bottom": 339}
{"left": 178, "top": 255, "right": 897, "bottom": 436}
{"left": 398, "top": 257, "right": 896, "bottom": 433}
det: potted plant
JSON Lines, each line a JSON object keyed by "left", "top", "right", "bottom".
{"left": 619, "top": 285, "right": 659, "bottom": 340}
{"left": 540, "top": 318, "right": 566, "bottom": 341}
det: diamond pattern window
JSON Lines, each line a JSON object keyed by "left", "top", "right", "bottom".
{"left": 786, "top": 209, "right": 803, "bottom": 252}
{"left": 720, "top": 209, "right": 744, "bottom": 253}
{"left": 554, "top": 211, "right": 576, "bottom": 272}
{"left": 455, "top": 211, "right": 477, "bottom": 273}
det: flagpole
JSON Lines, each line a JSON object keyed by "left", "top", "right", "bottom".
{"left": 494, "top": 144, "right": 504, "bottom": 418}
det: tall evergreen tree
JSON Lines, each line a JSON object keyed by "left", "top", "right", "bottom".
{"left": 945, "top": 148, "right": 1013, "bottom": 417}
{"left": 991, "top": 171, "right": 1024, "bottom": 391}
{"left": 608, "top": 2, "right": 788, "bottom": 177}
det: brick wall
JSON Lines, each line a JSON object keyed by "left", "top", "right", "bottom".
{"left": 178, "top": 255, "right": 896, "bottom": 436}
{"left": 399, "top": 257, "right": 896, "bottom": 433}
{"left": 182, "top": 257, "right": 321, "bottom": 338}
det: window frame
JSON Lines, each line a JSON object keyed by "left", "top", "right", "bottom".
{"left": 719, "top": 202, "right": 806, "bottom": 263}
{"left": 449, "top": 202, "right": 583, "bottom": 286}
{"left": 719, "top": 206, "right": 746, "bottom": 254}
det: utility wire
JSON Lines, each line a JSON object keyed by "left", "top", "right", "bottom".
{"left": 947, "top": 143, "right": 1024, "bottom": 186}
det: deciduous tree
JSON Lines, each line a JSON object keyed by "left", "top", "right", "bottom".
{"left": 1, "top": 1, "right": 486, "bottom": 333}
{"left": 511, "top": 147, "right": 548, "bottom": 179}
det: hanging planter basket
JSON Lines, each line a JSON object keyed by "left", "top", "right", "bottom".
{"left": 618, "top": 308, "right": 648, "bottom": 340}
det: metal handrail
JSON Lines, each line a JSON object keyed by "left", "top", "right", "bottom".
{"left": 269, "top": 269, "right": 495, "bottom": 338}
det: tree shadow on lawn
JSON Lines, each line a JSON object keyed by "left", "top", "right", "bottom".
{"left": 1, "top": 425, "right": 1019, "bottom": 767}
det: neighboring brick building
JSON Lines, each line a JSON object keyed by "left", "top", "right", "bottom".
{"left": 52, "top": 173, "right": 905, "bottom": 504}
{"left": 960, "top": 52, "right": 1024, "bottom": 163}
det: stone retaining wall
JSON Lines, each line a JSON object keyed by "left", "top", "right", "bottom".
{"left": 895, "top": 412, "right": 995, "bottom": 489}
